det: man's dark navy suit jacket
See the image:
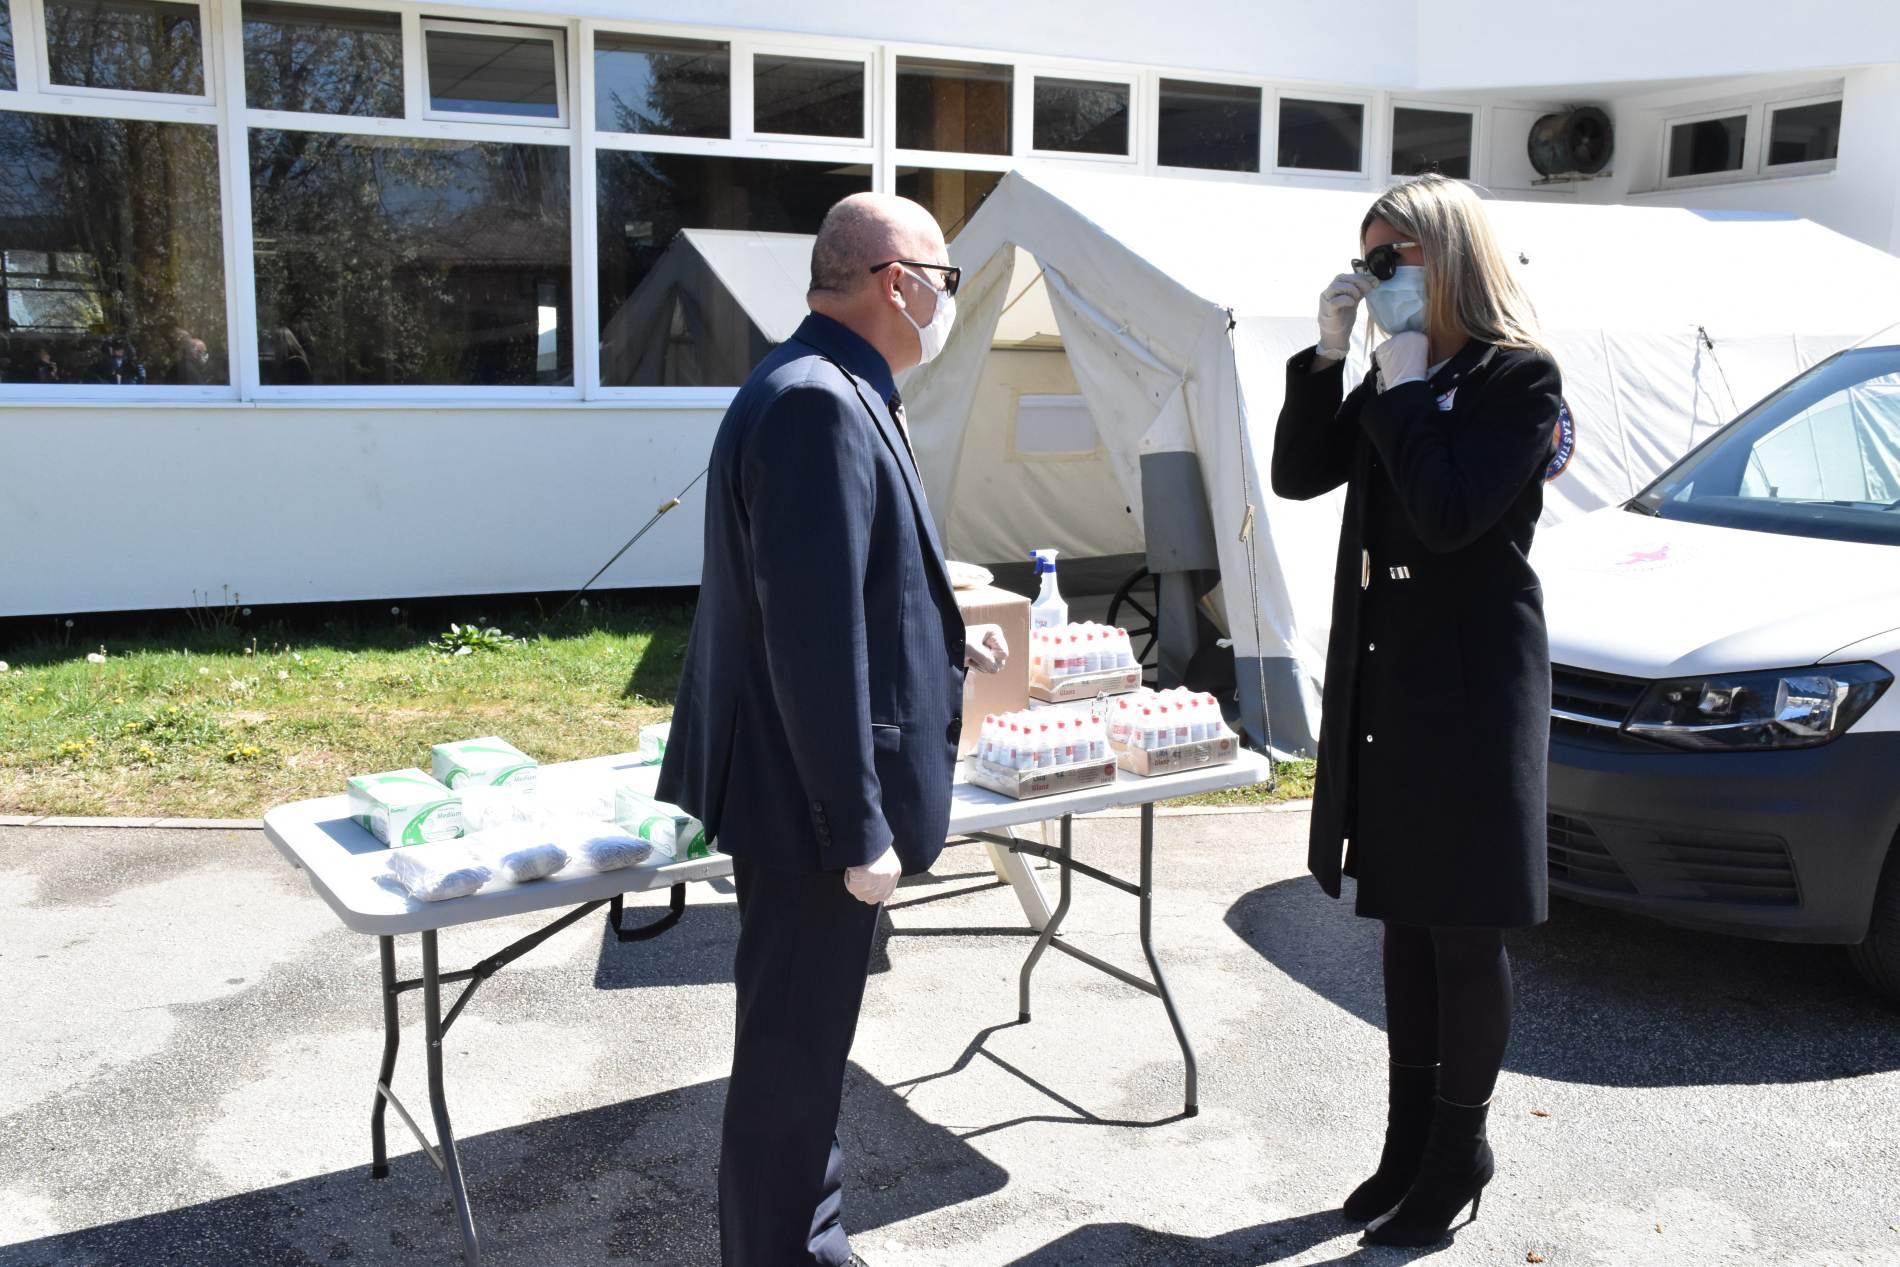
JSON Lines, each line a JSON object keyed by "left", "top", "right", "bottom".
{"left": 658, "top": 313, "right": 967, "bottom": 875}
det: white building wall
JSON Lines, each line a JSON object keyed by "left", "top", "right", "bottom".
{"left": 1416, "top": 0, "right": 1900, "bottom": 89}
{"left": 3, "top": 404, "right": 713, "bottom": 616}
{"left": 1575, "top": 67, "right": 1900, "bottom": 255}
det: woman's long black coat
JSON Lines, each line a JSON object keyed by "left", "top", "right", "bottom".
{"left": 1272, "top": 340, "right": 1562, "bottom": 929}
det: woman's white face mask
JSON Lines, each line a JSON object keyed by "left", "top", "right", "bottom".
{"left": 1366, "top": 265, "right": 1428, "bottom": 335}
{"left": 900, "top": 265, "right": 957, "bottom": 364}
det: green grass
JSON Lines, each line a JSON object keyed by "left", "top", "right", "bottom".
{"left": 0, "top": 594, "right": 1314, "bottom": 819}
{"left": 0, "top": 596, "right": 691, "bottom": 818}
{"left": 1167, "top": 759, "right": 1316, "bottom": 808}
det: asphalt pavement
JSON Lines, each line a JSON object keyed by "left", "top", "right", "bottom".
{"left": 3, "top": 810, "right": 1898, "bottom": 1267}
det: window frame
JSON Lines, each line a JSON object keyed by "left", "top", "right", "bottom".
{"left": 1270, "top": 88, "right": 1371, "bottom": 178}
{"left": 740, "top": 41, "right": 872, "bottom": 146}
{"left": 1024, "top": 65, "right": 1140, "bottom": 164}
{"left": 1150, "top": 70, "right": 1265, "bottom": 178}
{"left": 1759, "top": 91, "right": 1842, "bottom": 178}
{"left": 1384, "top": 98, "right": 1479, "bottom": 182}
{"left": 418, "top": 16, "right": 567, "bottom": 129}
{"left": 27, "top": 0, "right": 217, "bottom": 107}
{"left": 588, "top": 25, "right": 732, "bottom": 142}
{"left": 1659, "top": 102, "right": 1760, "bottom": 189}
{"left": 885, "top": 47, "right": 1013, "bottom": 164}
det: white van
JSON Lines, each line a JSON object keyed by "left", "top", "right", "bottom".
{"left": 1534, "top": 326, "right": 1900, "bottom": 1003}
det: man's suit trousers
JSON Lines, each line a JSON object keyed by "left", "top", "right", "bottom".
{"left": 720, "top": 856, "right": 882, "bottom": 1267}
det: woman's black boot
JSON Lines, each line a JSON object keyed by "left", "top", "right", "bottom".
{"left": 1341, "top": 1062, "right": 1438, "bottom": 1222}
{"left": 1364, "top": 1096, "right": 1495, "bottom": 1246}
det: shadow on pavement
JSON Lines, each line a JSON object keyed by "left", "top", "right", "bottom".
{"left": 1225, "top": 875, "right": 1900, "bottom": 1086}
{"left": 2, "top": 1065, "right": 1005, "bottom": 1267}
{"left": 1002, "top": 1209, "right": 1455, "bottom": 1266}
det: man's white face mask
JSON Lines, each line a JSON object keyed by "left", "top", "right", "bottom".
{"left": 900, "top": 265, "right": 957, "bottom": 365}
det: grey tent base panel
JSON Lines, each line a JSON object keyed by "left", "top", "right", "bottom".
{"left": 1234, "top": 656, "right": 1316, "bottom": 760}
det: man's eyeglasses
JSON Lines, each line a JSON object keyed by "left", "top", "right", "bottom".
{"left": 871, "top": 259, "right": 961, "bottom": 297}
{"left": 1351, "top": 241, "right": 1419, "bottom": 282}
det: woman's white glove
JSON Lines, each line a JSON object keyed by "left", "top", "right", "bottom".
{"left": 844, "top": 844, "right": 902, "bottom": 906}
{"left": 1373, "top": 331, "right": 1430, "bottom": 391}
{"left": 1317, "top": 272, "right": 1376, "bottom": 360}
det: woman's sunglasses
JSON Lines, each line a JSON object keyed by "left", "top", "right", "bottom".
{"left": 1351, "top": 241, "right": 1419, "bottom": 282}
{"left": 871, "top": 259, "right": 962, "bottom": 297}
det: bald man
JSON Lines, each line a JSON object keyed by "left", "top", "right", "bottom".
{"left": 658, "top": 193, "right": 1006, "bottom": 1267}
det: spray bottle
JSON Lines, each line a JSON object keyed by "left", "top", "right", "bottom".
{"left": 1029, "top": 549, "right": 1068, "bottom": 631}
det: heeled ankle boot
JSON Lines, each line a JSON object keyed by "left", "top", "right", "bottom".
{"left": 1341, "top": 1062, "right": 1438, "bottom": 1222}
{"left": 1363, "top": 1095, "right": 1496, "bottom": 1247}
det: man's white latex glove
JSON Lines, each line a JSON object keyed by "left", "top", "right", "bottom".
{"left": 964, "top": 623, "right": 1009, "bottom": 674}
{"left": 845, "top": 844, "right": 902, "bottom": 906}
{"left": 1316, "top": 272, "right": 1376, "bottom": 361}
{"left": 1373, "top": 331, "right": 1431, "bottom": 392}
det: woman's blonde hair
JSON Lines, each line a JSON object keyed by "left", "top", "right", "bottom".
{"left": 1362, "top": 175, "right": 1544, "bottom": 352}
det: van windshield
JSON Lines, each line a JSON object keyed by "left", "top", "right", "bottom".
{"left": 1630, "top": 345, "right": 1900, "bottom": 546}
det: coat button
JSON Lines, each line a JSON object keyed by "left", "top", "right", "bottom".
{"left": 1367, "top": 642, "right": 1376, "bottom": 652}
{"left": 948, "top": 714, "right": 963, "bottom": 743}
{"left": 1365, "top": 734, "right": 1374, "bottom": 743}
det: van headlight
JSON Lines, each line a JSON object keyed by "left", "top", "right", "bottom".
{"left": 1626, "top": 663, "right": 1892, "bottom": 750}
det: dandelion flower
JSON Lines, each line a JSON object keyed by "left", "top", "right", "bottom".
{"left": 391, "top": 606, "right": 402, "bottom": 615}
{"left": 277, "top": 670, "right": 289, "bottom": 680}
{"left": 242, "top": 607, "right": 252, "bottom": 616}
{"left": 0, "top": 661, "right": 8, "bottom": 673}
{"left": 65, "top": 619, "right": 74, "bottom": 628}
{"left": 87, "top": 652, "right": 107, "bottom": 665}
{"left": 199, "top": 666, "right": 210, "bottom": 676}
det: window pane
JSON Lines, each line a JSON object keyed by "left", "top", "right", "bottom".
{"left": 753, "top": 54, "right": 863, "bottom": 138}
{"left": 1391, "top": 107, "right": 1472, "bottom": 178}
{"left": 897, "top": 166, "right": 1003, "bottom": 236}
{"left": 896, "top": 58, "right": 1010, "bottom": 155}
{"left": 243, "top": 3, "right": 403, "bottom": 117}
{"left": 1768, "top": 100, "right": 1840, "bottom": 166}
{"left": 44, "top": 0, "right": 205, "bottom": 96}
{"left": 0, "top": 111, "right": 226, "bottom": 385}
{"left": 1033, "top": 77, "right": 1129, "bottom": 155}
{"left": 0, "top": 5, "right": 16, "bottom": 91}
{"left": 1668, "top": 114, "right": 1747, "bottom": 177}
{"left": 1158, "top": 79, "right": 1260, "bottom": 172}
{"left": 1278, "top": 98, "right": 1363, "bottom": 171}
{"left": 596, "top": 153, "right": 870, "bottom": 387}
{"left": 250, "top": 130, "right": 572, "bottom": 386}
{"left": 595, "top": 33, "right": 728, "bottom": 137}
{"left": 426, "top": 27, "right": 560, "bottom": 120}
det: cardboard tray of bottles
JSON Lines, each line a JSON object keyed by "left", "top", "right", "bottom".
{"left": 1112, "top": 732, "right": 1240, "bottom": 777}
{"left": 1028, "top": 665, "right": 1144, "bottom": 704}
{"left": 964, "top": 753, "right": 1120, "bottom": 801}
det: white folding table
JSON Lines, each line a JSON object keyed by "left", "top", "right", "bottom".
{"left": 264, "top": 747, "right": 1271, "bottom": 1266}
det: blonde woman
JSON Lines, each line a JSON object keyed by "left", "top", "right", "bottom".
{"left": 1271, "top": 174, "right": 1563, "bottom": 1247}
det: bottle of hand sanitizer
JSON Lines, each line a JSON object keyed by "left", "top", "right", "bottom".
{"left": 1029, "top": 549, "right": 1068, "bottom": 631}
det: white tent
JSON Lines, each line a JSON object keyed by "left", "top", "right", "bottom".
{"left": 903, "top": 167, "right": 1900, "bottom": 757}
{"left": 601, "top": 228, "right": 813, "bottom": 387}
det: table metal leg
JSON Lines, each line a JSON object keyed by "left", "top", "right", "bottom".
{"left": 422, "top": 931, "right": 481, "bottom": 1267}
{"left": 371, "top": 935, "right": 399, "bottom": 1179}
{"left": 1017, "top": 815, "right": 1073, "bottom": 1022}
{"left": 986, "top": 827, "right": 1055, "bottom": 932}
{"left": 1137, "top": 802, "right": 1200, "bottom": 1117}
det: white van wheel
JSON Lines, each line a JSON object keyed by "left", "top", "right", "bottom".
{"left": 1848, "top": 839, "right": 1900, "bottom": 1007}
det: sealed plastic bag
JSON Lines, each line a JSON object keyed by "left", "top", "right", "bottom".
{"left": 484, "top": 839, "right": 571, "bottom": 883}
{"left": 387, "top": 846, "right": 492, "bottom": 902}
{"left": 537, "top": 817, "right": 653, "bottom": 872}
